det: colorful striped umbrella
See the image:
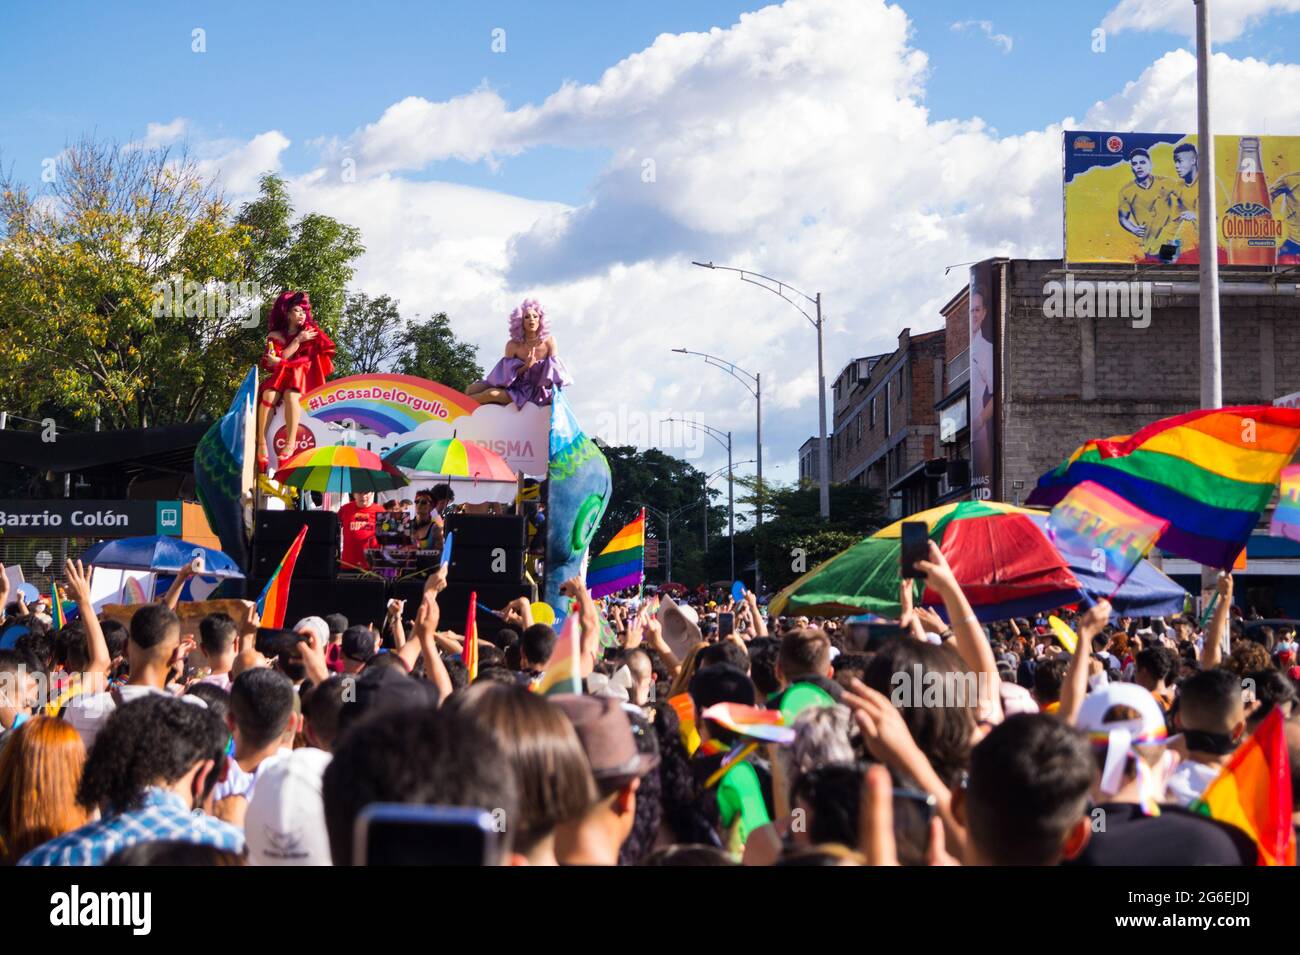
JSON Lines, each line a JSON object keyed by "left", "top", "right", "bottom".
{"left": 769, "top": 500, "right": 1185, "bottom": 622}
{"left": 382, "top": 437, "right": 516, "bottom": 482}
{"left": 274, "top": 445, "right": 409, "bottom": 494}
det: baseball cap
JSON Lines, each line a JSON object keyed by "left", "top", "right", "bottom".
{"left": 551, "top": 694, "right": 659, "bottom": 789}
{"left": 245, "top": 748, "right": 333, "bottom": 866}
{"left": 1075, "top": 682, "right": 1168, "bottom": 797}
{"left": 341, "top": 625, "right": 377, "bottom": 664}
{"left": 324, "top": 614, "right": 348, "bottom": 637}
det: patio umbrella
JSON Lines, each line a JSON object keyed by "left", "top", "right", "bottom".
{"left": 274, "top": 445, "right": 409, "bottom": 495}
{"left": 383, "top": 437, "right": 516, "bottom": 482}
{"left": 79, "top": 535, "right": 245, "bottom": 579}
{"left": 769, "top": 501, "right": 1185, "bottom": 622}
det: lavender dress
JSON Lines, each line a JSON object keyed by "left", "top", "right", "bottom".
{"left": 482, "top": 353, "right": 572, "bottom": 407}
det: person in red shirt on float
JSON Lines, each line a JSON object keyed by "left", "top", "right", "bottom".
{"left": 337, "top": 491, "right": 385, "bottom": 572}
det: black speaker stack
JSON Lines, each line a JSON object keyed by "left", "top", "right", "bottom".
{"left": 245, "top": 510, "right": 531, "bottom": 642}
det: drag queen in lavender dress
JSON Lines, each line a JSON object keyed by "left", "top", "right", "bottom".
{"left": 466, "top": 299, "right": 572, "bottom": 407}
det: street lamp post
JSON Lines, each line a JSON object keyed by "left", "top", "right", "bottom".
{"left": 692, "top": 260, "right": 829, "bottom": 521}
{"left": 637, "top": 501, "right": 698, "bottom": 584}
{"left": 667, "top": 416, "right": 735, "bottom": 586}
{"left": 703, "top": 459, "right": 757, "bottom": 584}
{"left": 670, "top": 351, "right": 762, "bottom": 593}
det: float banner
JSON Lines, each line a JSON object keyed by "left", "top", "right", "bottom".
{"left": 1063, "top": 130, "right": 1300, "bottom": 265}
{"left": 0, "top": 500, "right": 177, "bottom": 537}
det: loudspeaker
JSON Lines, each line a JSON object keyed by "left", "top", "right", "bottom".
{"left": 252, "top": 510, "right": 339, "bottom": 580}
{"left": 449, "top": 545, "right": 524, "bottom": 583}
{"left": 247, "top": 576, "right": 387, "bottom": 630}
{"left": 443, "top": 514, "right": 525, "bottom": 550}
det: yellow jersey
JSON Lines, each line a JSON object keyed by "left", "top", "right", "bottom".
{"left": 1165, "top": 176, "right": 1200, "bottom": 255}
{"left": 1274, "top": 172, "right": 1300, "bottom": 245}
{"left": 1119, "top": 175, "right": 1177, "bottom": 256}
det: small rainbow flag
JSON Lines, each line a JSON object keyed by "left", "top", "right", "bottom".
{"left": 463, "top": 592, "right": 479, "bottom": 682}
{"left": 1028, "top": 406, "right": 1300, "bottom": 569}
{"left": 1192, "top": 707, "right": 1295, "bottom": 866}
{"left": 701, "top": 703, "right": 796, "bottom": 745}
{"left": 1046, "top": 480, "right": 1170, "bottom": 599}
{"left": 255, "top": 525, "right": 308, "bottom": 629}
{"left": 587, "top": 509, "right": 645, "bottom": 599}
{"left": 51, "top": 580, "right": 67, "bottom": 630}
{"left": 1269, "top": 464, "right": 1300, "bottom": 543}
{"left": 533, "top": 607, "right": 583, "bottom": 696}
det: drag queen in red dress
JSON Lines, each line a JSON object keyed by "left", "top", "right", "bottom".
{"left": 257, "top": 291, "right": 336, "bottom": 473}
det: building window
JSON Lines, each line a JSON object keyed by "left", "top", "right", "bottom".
{"left": 884, "top": 381, "right": 892, "bottom": 436}
{"left": 869, "top": 397, "right": 876, "bottom": 429}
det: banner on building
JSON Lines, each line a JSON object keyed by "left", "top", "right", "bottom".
{"left": 968, "top": 260, "right": 998, "bottom": 501}
{"left": 1063, "top": 131, "right": 1300, "bottom": 265}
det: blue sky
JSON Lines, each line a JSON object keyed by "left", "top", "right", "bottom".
{"left": 4, "top": 1, "right": 1300, "bottom": 481}
{"left": 5, "top": 1, "right": 1298, "bottom": 201}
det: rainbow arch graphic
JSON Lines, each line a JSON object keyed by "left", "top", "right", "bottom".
{"left": 301, "top": 374, "right": 478, "bottom": 435}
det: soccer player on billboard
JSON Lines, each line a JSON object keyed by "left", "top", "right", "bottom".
{"left": 1117, "top": 148, "right": 1176, "bottom": 263}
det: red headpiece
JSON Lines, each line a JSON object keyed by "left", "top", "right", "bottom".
{"left": 268, "top": 291, "right": 314, "bottom": 336}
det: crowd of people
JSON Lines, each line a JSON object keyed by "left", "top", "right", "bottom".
{"left": 0, "top": 537, "right": 1295, "bottom": 866}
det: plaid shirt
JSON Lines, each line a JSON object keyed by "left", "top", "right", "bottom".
{"left": 18, "top": 787, "right": 245, "bottom": 866}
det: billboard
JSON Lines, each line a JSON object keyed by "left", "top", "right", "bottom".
{"left": 968, "top": 260, "right": 998, "bottom": 501}
{"left": 1063, "top": 131, "right": 1300, "bottom": 265}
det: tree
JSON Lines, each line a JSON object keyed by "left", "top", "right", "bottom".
{"left": 234, "top": 173, "right": 365, "bottom": 335}
{"left": 598, "top": 444, "right": 729, "bottom": 587}
{"left": 333, "top": 292, "right": 405, "bottom": 376}
{"left": 397, "top": 312, "right": 483, "bottom": 391}
{"left": 732, "top": 477, "right": 887, "bottom": 593}
{"left": 0, "top": 138, "right": 255, "bottom": 428}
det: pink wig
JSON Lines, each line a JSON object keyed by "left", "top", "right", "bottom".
{"left": 268, "top": 290, "right": 315, "bottom": 336}
{"left": 508, "top": 298, "right": 549, "bottom": 342}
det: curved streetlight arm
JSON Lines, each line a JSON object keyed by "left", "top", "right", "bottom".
{"left": 691, "top": 261, "right": 818, "bottom": 329}
{"left": 670, "top": 348, "right": 759, "bottom": 399}
{"left": 666, "top": 416, "right": 730, "bottom": 455}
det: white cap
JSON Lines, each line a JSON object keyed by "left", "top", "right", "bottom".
{"left": 245, "top": 748, "right": 333, "bottom": 866}
{"left": 294, "top": 616, "right": 330, "bottom": 644}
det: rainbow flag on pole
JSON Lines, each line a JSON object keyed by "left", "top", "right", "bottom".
{"left": 255, "top": 525, "right": 308, "bottom": 629}
{"left": 586, "top": 509, "right": 645, "bottom": 599}
{"left": 463, "top": 592, "right": 479, "bottom": 682}
{"left": 51, "top": 580, "right": 67, "bottom": 630}
{"left": 1269, "top": 464, "right": 1300, "bottom": 543}
{"left": 1028, "top": 406, "right": 1300, "bottom": 569}
{"left": 533, "top": 607, "right": 583, "bottom": 696}
{"left": 1046, "top": 481, "right": 1169, "bottom": 599}
{"left": 1191, "top": 707, "right": 1295, "bottom": 866}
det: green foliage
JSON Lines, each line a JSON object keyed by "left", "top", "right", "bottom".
{"left": 397, "top": 312, "right": 484, "bottom": 392}
{"left": 732, "top": 476, "right": 887, "bottom": 593}
{"left": 333, "top": 292, "right": 406, "bottom": 377}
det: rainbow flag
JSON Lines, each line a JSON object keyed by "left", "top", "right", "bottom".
{"left": 463, "top": 592, "right": 479, "bottom": 682}
{"left": 701, "top": 703, "right": 796, "bottom": 745}
{"left": 51, "top": 580, "right": 67, "bottom": 630}
{"left": 1046, "top": 480, "right": 1170, "bottom": 599}
{"left": 255, "top": 525, "right": 308, "bottom": 629}
{"left": 1191, "top": 707, "right": 1295, "bottom": 866}
{"left": 586, "top": 509, "right": 644, "bottom": 598}
{"left": 1269, "top": 464, "right": 1300, "bottom": 543}
{"left": 1027, "top": 406, "right": 1300, "bottom": 569}
{"left": 533, "top": 607, "right": 583, "bottom": 696}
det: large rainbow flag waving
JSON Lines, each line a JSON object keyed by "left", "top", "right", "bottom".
{"left": 1027, "top": 406, "right": 1300, "bottom": 569}
{"left": 586, "top": 509, "right": 645, "bottom": 599}
{"left": 1192, "top": 707, "right": 1295, "bottom": 866}
{"left": 255, "top": 526, "right": 308, "bottom": 629}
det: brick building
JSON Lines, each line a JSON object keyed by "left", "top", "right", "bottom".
{"left": 797, "top": 436, "right": 821, "bottom": 488}
{"left": 828, "top": 329, "right": 947, "bottom": 518}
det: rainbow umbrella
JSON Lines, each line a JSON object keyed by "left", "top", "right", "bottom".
{"left": 382, "top": 437, "right": 516, "bottom": 482}
{"left": 769, "top": 501, "right": 1185, "bottom": 621}
{"left": 274, "top": 445, "right": 409, "bottom": 494}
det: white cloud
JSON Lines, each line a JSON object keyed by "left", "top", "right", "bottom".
{"left": 951, "top": 19, "right": 1014, "bottom": 54}
{"left": 181, "top": 0, "right": 1300, "bottom": 482}
{"left": 124, "top": 117, "right": 189, "bottom": 152}
{"left": 1101, "top": 0, "right": 1300, "bottom": 42}
{"left": 195, "top": 130, "right": 291, "bottom": 196}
